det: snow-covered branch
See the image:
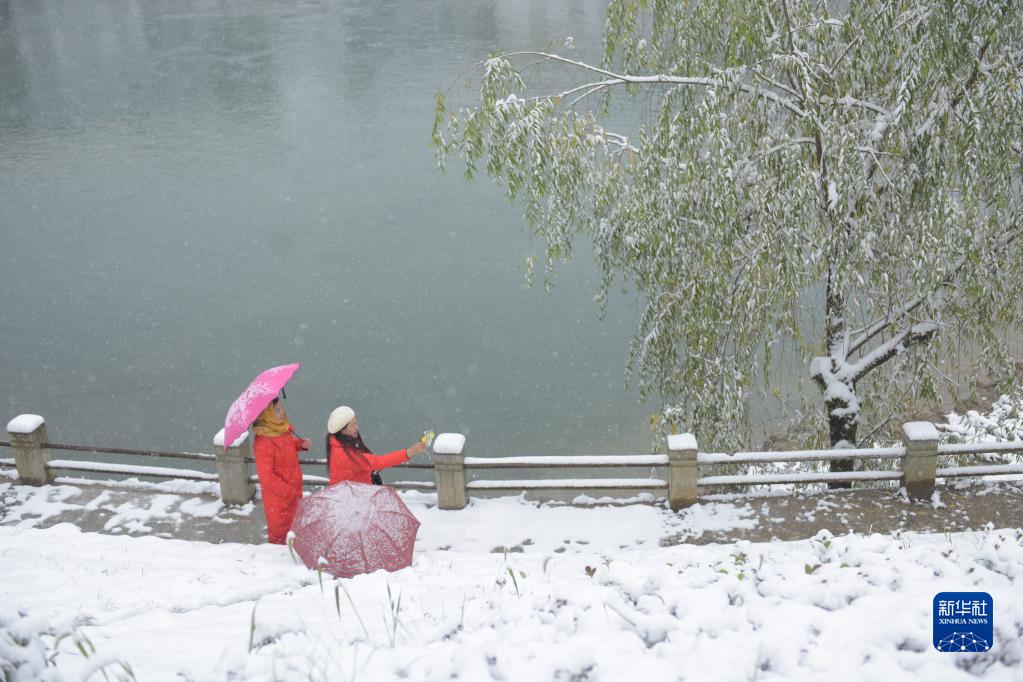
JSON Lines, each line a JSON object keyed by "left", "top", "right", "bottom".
{"left": 849, "top": 322, "right": 938, "bottom": 383}
{"left": 834, "top": 95, "right": 889, "bottom": 116}
{"left": 500, "top": 51, "right": 810, "bottom": 119}
{"left": 848, "top": 226, "right": 1022, "bottom": 357}
{"left": 814, "top": 321, "right": 938, "bottom": 387}
{"left": 497, "top": 78, "right": 622, "bottom": 108}
{"left": 566, "top": 83, "right": 614, "bottom": 109}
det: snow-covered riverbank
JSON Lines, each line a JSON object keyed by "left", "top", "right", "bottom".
{"left": 2, "top": 499, "right": 1022, "bottom": 681}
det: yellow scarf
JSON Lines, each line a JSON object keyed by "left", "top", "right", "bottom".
{"left": 253, "top": 403, "right": 291, "bottom": 438}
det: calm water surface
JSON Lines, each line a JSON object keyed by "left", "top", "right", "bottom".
{"left": 0, "top": 0, "right": 661, "bottom": 457}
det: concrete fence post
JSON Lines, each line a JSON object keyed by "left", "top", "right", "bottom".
{"left": 667, "top": 433, "right": 699, "bottom": 511}
{"left": 901, "top": 421, "right": 939, "bottom": 500}
{"left": 7, "top": 414, "right": 53, "bottom": 486}
{"left": 432, "top": 433, "right": 468, "bottom": 510}
{"left": 214, "top": 429, "right": 255, "bottom": 506}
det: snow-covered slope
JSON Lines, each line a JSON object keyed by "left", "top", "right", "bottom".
{"left": 2, "top": 508, "right": 1021, "bottom": 681}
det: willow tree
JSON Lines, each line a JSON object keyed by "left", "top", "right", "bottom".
{"left": 433, "top": 0, "right": 1023, "bottom": 470}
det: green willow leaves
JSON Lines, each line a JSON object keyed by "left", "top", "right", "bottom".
{"left": 434, "top": 0, "right": 1023, "bottom": 452}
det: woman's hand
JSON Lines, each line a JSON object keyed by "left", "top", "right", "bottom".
{"left": 407, "top": 441, "right": 427, "bottom": 458}
{"left": 300, "top": 438, "right": 311, "bottom": 451}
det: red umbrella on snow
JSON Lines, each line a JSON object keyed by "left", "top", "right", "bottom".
{"left": 289, "top": 482, "right": 420, "bottom": 578}
{"left": 222, "top": 363, "right": 301, "bottom": 447}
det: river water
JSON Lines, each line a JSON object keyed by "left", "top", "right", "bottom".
{"left": 0, "top": 0, "right": 664, "bottom": 458}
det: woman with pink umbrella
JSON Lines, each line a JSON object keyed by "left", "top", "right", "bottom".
{"left": 253, "top": 396, "right": 311, "bottom": 544}
{"left": 223, "top": 363, "right": 309, "bottom": 545}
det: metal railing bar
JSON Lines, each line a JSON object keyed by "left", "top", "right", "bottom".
{"left": 936, "top": 464, "right": 1023, "bottom": 478}
{"left": 41, "top": 442, "right": 217, "bottom": 462}
{"left": 465, "top": 461, "right": 667, "bottom": 470}
{"left": 937, "top": 442, "right": 1023, "bottom": 455}
{"left": 464, "top": 455, "right": 668, "bottom": 468}
{"left": 467, "top": 478, "right": 667, "bottom": 490}
{"left": 699, "top": 447, "right": 906, "bottom": 465}
{"left": 46, "top": 460, "right": 219, "bottom": 481}
{"left": 698, "top": 470, "right": 902, "bottom": 486}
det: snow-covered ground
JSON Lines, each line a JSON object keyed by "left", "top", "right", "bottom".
{"left": 2, "top": 491, "right": 1022, "bottom": 681}
{"left": 3, "top": 394, "right": 1021, "bottom": 680}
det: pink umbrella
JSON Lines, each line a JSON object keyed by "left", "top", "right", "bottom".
{"left": 223, "top": 363, "right": 301, "bottom": 447}
{"left": 289, "top": 482, "right": 420, "bottom": 578}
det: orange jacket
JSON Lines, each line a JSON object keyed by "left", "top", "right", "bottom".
{"left": 253, "top": 428, "right": 308, "bottom": 544}
{"left": 254, "top": 428, "right": 307, "bottom": 491}
{"left": 328, "top": 437, "right": 408, "bottom": 485}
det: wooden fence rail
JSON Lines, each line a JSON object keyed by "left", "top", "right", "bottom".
{"left": 4, "top": 415, "right": 1023, "bottom": 510}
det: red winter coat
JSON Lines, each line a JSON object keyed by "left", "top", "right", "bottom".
{"left": 328, "top": 437, "right": 408, "bottom": 485}
{"left": 253, "top": 428, "right": 307, "bottom": 544}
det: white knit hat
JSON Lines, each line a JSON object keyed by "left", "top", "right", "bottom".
{"left": 327, "top": 405, "right": 355, "bottom": 434}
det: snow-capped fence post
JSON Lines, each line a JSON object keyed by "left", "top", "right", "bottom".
{"left": 667, "top": 433, "right": 699, "bottom": 511}
{"left": 432, "top": 433, "right": 468, "bottom": 510}
{"left": 6, "top": 414, "right": 53, "bottom": 486}
{"left": 213, "top": 429, "right": 254, "bottom": 505}
{"left": 901, "top": 422, "right": 938, "bottom": 500}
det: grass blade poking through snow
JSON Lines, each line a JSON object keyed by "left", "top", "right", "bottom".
{"left": 338, "top": 581, "right": 370, "bottom": 640}
{"left": 507, "top": 566, "right": 520, "bottom": 597}
{"left": 286, "top": 531, "right": 298, "bottom": 563}
{"left": 316, "top": 557, "right": 328, "bottom": 594}
{"left": 74, "top": 631, "right": 96, "bottom": 659}
{"left": 248, "top": 600, "right": 259, "bottom": 653}
{"left": 385, "top": 583, "right": 404, "bottom": 647}
{"left": 70, "top": 631, "right": 137, "bottom": 681}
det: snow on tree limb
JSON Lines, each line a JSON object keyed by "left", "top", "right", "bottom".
{"left": 847, "top": 226, "right": 1022, "bottom": 358}
{"left": 499, "top": 50, "right": 812, "bottom": 118}
{"left": 814, "top": 322, "right": 940, "bottom": 393}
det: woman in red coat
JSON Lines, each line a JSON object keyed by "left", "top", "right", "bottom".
{"left": 253, "top": 398, "right": 310, "bottom": 544}
{"left": 326, "top": 405, "right": 426, "bottom": 485}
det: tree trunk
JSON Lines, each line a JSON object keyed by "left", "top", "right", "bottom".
{"left": 822, "top": 264, "right": 855, "bottom": 488}
{"left": 827, "top": 386, "right": 857, "bottom": 489}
